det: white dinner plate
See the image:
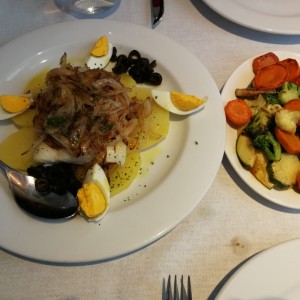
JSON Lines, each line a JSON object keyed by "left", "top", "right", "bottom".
{"left": 222, "top": 51, "right": 300, "bottom": 209}
{"left": 216, "top": 238, "right": 300, "bottom": 299}
{"left": 202, "top": 0, "right": 300, "bottom": 35}
{"left": 0, "top": 20, "right": 225, "bottom": 263}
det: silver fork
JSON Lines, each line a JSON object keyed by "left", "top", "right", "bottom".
{"left": 164, "top": 275, "right": 192, "bottom": 300}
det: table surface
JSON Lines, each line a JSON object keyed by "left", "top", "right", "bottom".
{"left": 1, "top": 1, "right": 300, "bottom": 299}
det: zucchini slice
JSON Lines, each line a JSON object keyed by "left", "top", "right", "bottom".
{"left": 236, "top": 134, "right": 256, "bottom": 169}
{"left": 267, "top": 153, "right": 300, "bottom": 190}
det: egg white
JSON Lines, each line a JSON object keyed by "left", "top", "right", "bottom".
{"left": 84, "top": 163, "right": 110, "bottom": 203}
{"left": 82, "top": 163, "right": 110, "bottom": 222}
{"left": 86, "top": 42, "right": 113, "bottom": 69}
{"left": 151, "top": 90, "right": 207, "bottom": 115}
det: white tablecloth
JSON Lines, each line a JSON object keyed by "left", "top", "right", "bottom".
{"left": 1, "top": 1, "right": 300, "bottom": 299}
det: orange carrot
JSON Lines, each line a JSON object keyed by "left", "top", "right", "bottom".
{"left": 284, "top": 99, "right": 300, "bottom": 111}
{"left": 278, "top": 58, "right": 299, "bottom": 82}
{"left": 292, "top": 75, "right": 300, "bottom": 86}
{"left": 274, "top": 127, "right": 300, "bottom": 154}
{"left": 252, "top": 52, "right": 279, "bottom": 74}
{"left": 224, "top": 99, "right": 252, "bottom": 127}
{"left": 284, "top": 99, "right": 300, "bottom": 125}
{"left": 253, "top": 64, "right": 288, "bottom": 90}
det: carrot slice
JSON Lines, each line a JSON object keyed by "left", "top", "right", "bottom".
{"left": 252, "top": 52, "right": 279, "bottom": 74}
{"left": 284, "top": 99, "right": 300, "bottom": 125}
{"left": 293, "top": 75, "right": 300, "bottom": 86}
{"left": 224, "top": 99, "right": 252, "bottom": 127}
{"left": 274, "top": 126, "right": 300, "bottom": 154}
{"left": 253, "top": 64, "right": 288, "bottom": 90}
{"left": 284, "top": 99, "right": 300, "bottom": 111}
{"left": 278, "top": 58, "right": 299, "bottom": 82}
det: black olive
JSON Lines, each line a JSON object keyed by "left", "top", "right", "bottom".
{"left": 149, "top": 60, "right": 157, "bottom": 69}
{"left": 27, "top": 163, "right": 81, "bottom": 197}
{"left": 112, "top": 55, "right": 131, "bottom": 74}
{"left": 35, "top": 178, "right": 50, "bottom": 194}
{"left": 27, "top": 165, "right": 47, "bottom": 178}
{"left": 111, "top": 48, "right": 163, "bottom": 84}
{"left": 147, "top": 72, "right": 163, "bottom": 86}
{"left": 129, "top": 65, "right": 149, "bottom": 83}
{"left": 128, "top": 50, "right": 141, "bottom": 61}
{"left": 110, "top": 47, "right": 118, "bottom": 62}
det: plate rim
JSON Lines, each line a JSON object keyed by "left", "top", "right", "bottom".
{"left": 202, "top": 0, "right": 300, "bottom": 35}
{"left": 222, "top": 50, "right": 300, "bottom": 210}
{"left": 216, "top": 238, "right": 300, "bottom": 299}
{"left": 0, "top": 19, "right": 226, "bottom": 263}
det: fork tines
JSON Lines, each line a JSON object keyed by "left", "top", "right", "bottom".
{"left": 165, "top": 275, "right": 192, "bottom": 300}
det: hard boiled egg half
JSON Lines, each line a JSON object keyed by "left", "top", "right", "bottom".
{"left": 87, "top": 35, "right": 113, "bottom": 69}
{"left": 151, "top": 90, "right": 207, "bottom": 115}
{"left": 77, "top": 163, "right": 110, "bottom": 222}
{"left": 0, "top": 94, "right": 33, "bottom": 120}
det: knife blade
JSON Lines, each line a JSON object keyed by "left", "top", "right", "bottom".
{"left": 151, "top": 0, "right": 164, "bottom": 27}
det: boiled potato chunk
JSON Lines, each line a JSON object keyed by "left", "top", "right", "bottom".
{"left": 108, "top": 151, "right": 141, "bottom": 196}
{"left": 121, "top": 74, "right": 169, "bottom": 150}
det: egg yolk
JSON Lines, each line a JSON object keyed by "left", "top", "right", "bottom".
{"left": 170, "top": 91, "right": 205, "bottom": 111}
{"left": 90, "top": 36, "right": 109, "bottom": 57}
{"left": 0, "top": 95, "right": 31, "bottom": 113}
{"left": 77, "top": 182, "right": 106, "bottom": 218}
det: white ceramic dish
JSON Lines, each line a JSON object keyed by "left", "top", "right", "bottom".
{"left": 0, "top": 20, "right": 225, "bottom": 263}
{"left": 202, "top": 0, "right": 300, "bottom": 35}
{"left": 222, "top": 51, "right": 300, "bottom": 209}
{"left": 216, "top": 238, "right": 300, "bottom": 299}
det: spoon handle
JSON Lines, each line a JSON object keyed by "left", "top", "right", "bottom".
{"left": 0, "top": 160, "right": 12, "bottom": 184}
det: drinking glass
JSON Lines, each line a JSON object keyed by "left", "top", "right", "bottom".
{"left": 55, "top": 0, "right": 117, "bottom": 16}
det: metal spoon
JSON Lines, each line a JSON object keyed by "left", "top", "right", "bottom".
{"left": 0, "top": 160, "right": 78, "bottom": 219}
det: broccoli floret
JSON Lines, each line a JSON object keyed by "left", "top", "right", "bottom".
{"left": 278, "top": 82, "right": 300, "bottom": 105}
{"left": 263, "top": 93, "right": 280, "bottom": 105}
{"left": 253, "top": 132, "right": 281, "bottom": 161}
{"left": 244, "top": 110, "right": 271, "bottom": 138}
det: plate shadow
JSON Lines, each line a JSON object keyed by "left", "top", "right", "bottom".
{"left": 190, "top": 0, "right": 300, "bottom": 44}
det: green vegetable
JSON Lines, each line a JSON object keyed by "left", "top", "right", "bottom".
{"left": 45, "top": 116, "right": 69, "bottom": 129}
{"left": 263, "top": 92, "right": 280, "bottom": 105}
{"left": 278, "top": 82, "right": 300, "bottom": 105}
{"left": 253, "top": 131, "right": 281, "bottom": 161}
{"left": 244, "top": 110, "right": 271, "bottom": 138}
{"left": 236, "top": 134, "right": 256, "bottom": 169}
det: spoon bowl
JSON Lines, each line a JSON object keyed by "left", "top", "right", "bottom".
{"left": 0, "top": 160, "right": 78, "bottom": 219}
